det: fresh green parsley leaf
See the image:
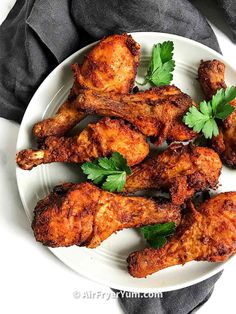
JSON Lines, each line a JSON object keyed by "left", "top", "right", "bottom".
{"left": 139, "top": 222, "right": 176, "bottom": 249}
{"left": 148, "top": 236, "right": 167, "bottom": 249}
{"left": 102, "top": 173, "right": 126, "bottom": 192}
{"left": 108, "top": 152, "right": 131, "bottom": 175}
{"left": 138, "top": 41, "right": 175, "bottom": 86}
{"left": 183, "top": 86, "right": 236, "bottom": 139}
{"left": 81, "top": 152, "right": 131, "bottom": 192}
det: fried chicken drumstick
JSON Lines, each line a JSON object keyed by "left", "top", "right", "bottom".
{"left": 33, "top": 34, "right": 140, "bottom": 140}
{"left": 128, "top": 192, "right": 236, "bottom": 277}
{"left": 32, "top": 92, "right": 85, "bottom": 140}
{"left": 198, "top": 60, "right": 236, "bottom": 167}
{"left": 32, "top": 182, "right": 181, "bottom": 248}
{"left": 75, "top": 85, "right": 196, "bottom": 145}
{"left": 124, "top": 143, "right": 222, "bottom": 205}
{"left": 16, "top": 118, "right": 149, "bottom": 170}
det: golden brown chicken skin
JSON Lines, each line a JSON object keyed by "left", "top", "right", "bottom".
{"left": 71, "top": 34, "right": 140, "bottom": 92}
{"left": 32, "top": 96, "right": 85, "bottom": 140}
{"left": 32, "top": 182, "right": 181, "bottom": 248}
{"left": 198, "top": 60, "right": 236, "bottom": 167}
{"left": 124, "top": 143, "right": 222, "bottom": 205}
{"left": 75, "top": 85, "right": 196, "bottom": 145}
{"left": 17, "top": 118, "right": 149, "bottom": 170}
{"left": 127, "top": 192, "right": 236, "bottom": 278}
{"left": 198, "top": 60, "right": 227, "bottom": 100}
{"left": 33, "top": 34, "right": 140, "bottom": 140}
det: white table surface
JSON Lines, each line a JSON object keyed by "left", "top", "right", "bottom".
{"left": 0, "top": 1, "right": 235, "bottom": 313}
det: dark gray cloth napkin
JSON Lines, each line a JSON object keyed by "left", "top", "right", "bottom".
{"left": 0, "top": 0, "right": 234, "bottom": 313}
{"left": 114, "top": 271, "right": 223, "bottom": 314}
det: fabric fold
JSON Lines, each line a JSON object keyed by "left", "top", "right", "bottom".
{"left": 217, "top": 0, "right": 236, "bottom": 41}
{"left": 71, "top": 0, "right": 221, "bottom": 52}
{"left": 115, "top": 271, "right": 223, "bottom": 314}
{"left": 26, "top": 0, "right": 80, "bottom": 63}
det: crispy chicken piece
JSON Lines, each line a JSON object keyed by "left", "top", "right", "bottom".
{"left": 32, "top": 94, "right": 86, "bottom": 140}
{"left": 16, "top": 118, "right": 149, "bottom": 170}
{"left": 32, "top": 182, "right": 181, "bottom": 248}
{"left": 33, "top": 34, "right": 140, "bottom": 140}
{"left": 71, "top": 34, "right": 140, "bottom": 92}
{"left": 198, "top": 60, "right": 227, "bottom": 100}
{"left": 198, "top": 60, "right": 236, "bottom": 167}
{"left": 127, "top": 192, "right": 236, "bottom": 277}
{"left": 124, "top": 143, "right": 222, "bottom": 205}
{"left": 75, "top": 85, "right": 197, "bottom": 145}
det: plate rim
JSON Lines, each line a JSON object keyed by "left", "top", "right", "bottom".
{"left": 16, "top": 32, "right": 236, "bottom": 292}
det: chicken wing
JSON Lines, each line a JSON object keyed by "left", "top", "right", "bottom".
{"left": 16, "top": 118, "right": 149, "bottom": 170}
{"left": 127, "top": 192, "right": 236, "bottom": 277}
{"left": 124, "top": 143, "right": 222, "bottom": 205}
{"left": 198, "top": 60, "right": 236, "bottom": 167}
{"left": 33, "top": 34, "right": 140, "bottom": 140}
{"left": 32, "top": 182, "right": 181, "bottom": 248}
{"left": 75, "top": 85, "right": 197, "bottom": 145}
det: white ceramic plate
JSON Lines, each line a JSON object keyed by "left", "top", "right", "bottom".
{"left": 16, "top": 32, "right": 236, "bottom": 292}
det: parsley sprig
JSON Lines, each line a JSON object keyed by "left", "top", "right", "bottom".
{"left": 183, "top": 86, "right": 236, "bottom": 139}
{"left": 81, "top": 152, "right": 131, "bottom": 192}
{"left": 140, "top": 222, "right": 176, "bottom": 249}
{"left": 138, "top": 41, "right": 175, "bottom": 86}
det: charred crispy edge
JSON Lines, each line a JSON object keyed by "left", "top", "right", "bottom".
{"left": 124, "top": 34, "right": 140, "bottom": 92}
{"left": 71, "top": 63, "right": 81, "bottom": 86}
{"left": 97, "top": 33, "right": 141, "bottom": 57}
{"left": 149, "top": 85, "right": 181, "bottom": 93}
{"left": 52, "top": 182, "right": 76, "bottom": 194}
{"left": 16, "top": 149, "right": 43, "bottom": 170}
{"left": 124, "top": 33, "right": 141, "bottom": 57}
{"left": 92, "top": 116, "right": 148, "bottom": 140}
{"left": 221, "top": 155, "right": 236, "bottom": 169}
{"left": 132, "top": 85, "right": 182, "bottom": 100}
{"left": 212, "top": 120, "right": 236, "bottom": 169}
